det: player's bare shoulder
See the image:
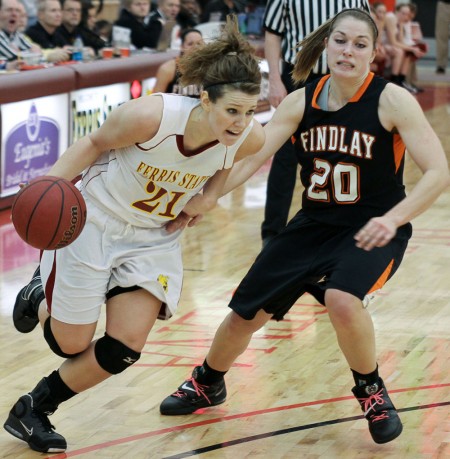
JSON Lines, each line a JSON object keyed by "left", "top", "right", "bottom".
{"left": 131, "top": 94, "right": 164, "bottom": 123}
{"left": 121, "top": 94, "right": 165, "bottom": 141}
{"left": 378, "top": 82, "right": 422, "bottom": 132}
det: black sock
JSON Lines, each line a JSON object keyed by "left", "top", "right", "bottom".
{"left": 390, "top": 74, "right": 400, "bottom": 83}
{"left": 45, "top": 370, "right": 77, "bottom": 405}
{"left": 196, "top": 359, "right": 227, "bottom": 384}
{"left": 351, "top": 365, "right": 379, "bottom": 387}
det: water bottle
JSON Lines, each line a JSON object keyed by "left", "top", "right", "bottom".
{"left": 72, "top": 36, "right": 84, "bottom": 61}
{"left": 238, "top": 13, "right": 247, "bottom": 35}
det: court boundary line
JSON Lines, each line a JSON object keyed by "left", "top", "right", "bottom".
{"left": 162, "top": 401, "right": 450, "bottom": 458}
{"left": 43, "top": 382, "right": 450, "bottom": 458}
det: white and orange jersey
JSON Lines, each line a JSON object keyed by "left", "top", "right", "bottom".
{"left": 82, "top": 93, "right": 253, "bottom": 228}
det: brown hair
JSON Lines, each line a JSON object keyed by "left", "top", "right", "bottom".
{"left": 292, "top": 8, "right": 378, "bottom": 84}
{"left": 178, "top": 15, "right": 261, "bottom": 102}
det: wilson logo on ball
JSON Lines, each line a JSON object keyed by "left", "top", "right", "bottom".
{"left": 55, "top": 206, "right": 82, "bottom": 249}
{"left": 12, "top": 176, "right": 87, "bottom": 251}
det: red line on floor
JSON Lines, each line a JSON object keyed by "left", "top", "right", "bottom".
{"left": 45, "top": 382, "right": 450, "bottom": 458}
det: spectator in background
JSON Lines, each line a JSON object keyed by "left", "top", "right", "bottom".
{"left": 152, "top": 27, "right": 203, "bottom": 94}
{"left": 21, "top": 0, "right": 37, "bottom": 26}
{"left": 58, "top": 0, "right": 82, "bottom": 45}
{"left": 0, "top": 0, "right": 41, "bottom": 62}
{"left": 25, "top": 0, "right": 71, "bottom": 63}
{"left": 384, "top": 3, "right": 425, "bottom": 93}
{"left": 17, "top": 0, "right": 27, "bottom": 31}
{"left": 81, "top": 1, "right": 97, "bottom": 31}
{"left": 58, "top": 0, "right": 104, "bottom": 54}
{"left": 148, "top": 0, "right": 182, "bottom": 50}
{"left": 80, "top": 1, "right": 106, "bottom": 47}
{"left": 369, "top": 2, "right": 388, "bottom": 76}
{"left": 200, "top": 0, "right": 244, "bottom": 23}
{"left": 373, "top": 2, "right": 404, "bottom": 81}
{"left": 115, "top": 0, "right": 159, "bottom": 49}
{"left": 403, "top": 2, "right": 427, "bottom": 92}
{"left": 177, "top": 0, "right": 201, "bottom": 29}
{"left": 93, "top": 18, "right": 112, "bottom": 45}
{"left": 435, "top": 0, "right": 450, "bottom": 74}
{"left": 260, "top": 0, "right": 370, "bottom": 248}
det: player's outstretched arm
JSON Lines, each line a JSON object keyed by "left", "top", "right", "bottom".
{"left": 222, "top": 89, "right": 306, "bottom": 195}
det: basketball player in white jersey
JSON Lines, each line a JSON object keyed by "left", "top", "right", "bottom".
{"left": 4, "top": 16, "right": 265, "bottom": 453}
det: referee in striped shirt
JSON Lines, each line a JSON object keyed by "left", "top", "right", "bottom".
{"left": 261, "top": 0, "right": 370, "bottom": 246}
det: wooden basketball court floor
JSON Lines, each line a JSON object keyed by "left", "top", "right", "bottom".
{"left": 1, "top": 74, "right": 449, "bottom": 458}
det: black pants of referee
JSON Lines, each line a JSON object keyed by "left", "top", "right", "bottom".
{"left": 261, "top": 63, "right": 325, "bottom": 244}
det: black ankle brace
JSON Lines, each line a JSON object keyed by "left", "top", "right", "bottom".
{"left": 29, "top": 377, "right": 61, "bottom": 415}
{"left": 45, "top": 371, "right": 77, "bottom": 407}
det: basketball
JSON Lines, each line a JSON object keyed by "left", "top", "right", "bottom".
{"left": 11, "top": 176, "right": 87, "bottom": 250}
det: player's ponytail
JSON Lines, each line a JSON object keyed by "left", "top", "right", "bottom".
{"left": 178, "top": 15, "right": 261, "bottom": 101}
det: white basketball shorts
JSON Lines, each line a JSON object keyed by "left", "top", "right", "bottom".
{"left": 40, "top": 198, "right": 183, "bottom": 324}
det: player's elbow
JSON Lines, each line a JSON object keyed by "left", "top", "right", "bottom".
{"left": 442, "top": 170, "right": 450, "bottom": 190}
{"left": 431, "top": 167, "right": 450, "bottom": 192}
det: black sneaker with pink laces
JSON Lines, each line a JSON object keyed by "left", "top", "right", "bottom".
{"left": 352, "top": 378, "right": 403, "bottom": 444}
{"left": 160, "top": 366, "right": 227, "bottom": 415}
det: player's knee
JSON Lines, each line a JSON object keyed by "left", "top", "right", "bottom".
{"left": 43, "top": 318, "right": 83, "bottom": 358}
{"left": 94, "top": 333, "right": 141, "bottom": 374}
{"left": 326, "top": 290, "right": 363, "bottom": 324}
{"left": 227, "top": 311, "right": 265, "bottom": 334}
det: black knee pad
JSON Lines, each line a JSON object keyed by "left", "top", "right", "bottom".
{"left": 43, "top": 318, "right": 82, "bottom": 359}
{"left": 94, "top": 333, "right": 141, "bottom": 374}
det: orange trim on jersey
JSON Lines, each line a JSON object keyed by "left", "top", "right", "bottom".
{"left": 367, "top": 259, "right": 394, "bottom": 294}
{"left": 311, "top": 72, "right": 375, "bottom": 109}
{"left": 312, "top": 75, "right": 331, "bottom": 109}
{"left": 349, "top": 72, "right": 375, "bottom": 102}
{"left": 393, "top": 134, "right": 406, "bottom": 173}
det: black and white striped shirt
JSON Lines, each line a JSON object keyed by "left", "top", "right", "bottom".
{"left": 264, "top": 0, "right": 370, "bottom": 73}
{"left": 0, "top": 30, "right": 32, "bottom": 61}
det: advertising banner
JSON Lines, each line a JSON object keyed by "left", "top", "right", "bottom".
{"left": 0, "top": 94, "right": 69, "bottom": 198}
{"left": 70, "top": 83, "right": 130, "bottom": 143}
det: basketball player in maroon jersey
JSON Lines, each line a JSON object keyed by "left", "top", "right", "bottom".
{"left": 4, "top": 17, "right": 265, "bottom": 453}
